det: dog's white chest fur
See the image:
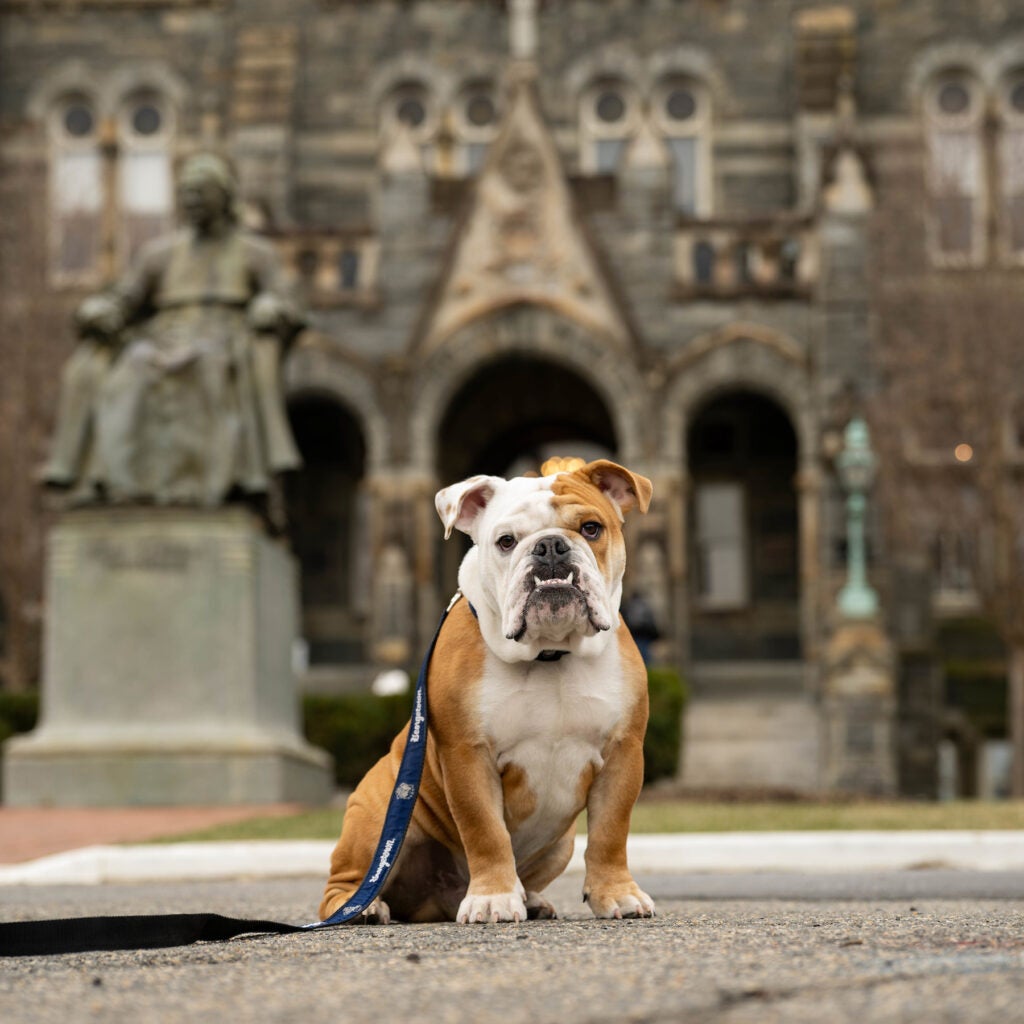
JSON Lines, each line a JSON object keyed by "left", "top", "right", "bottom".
{"left": 478, "top": 642, "right": 627, "bottom": 861}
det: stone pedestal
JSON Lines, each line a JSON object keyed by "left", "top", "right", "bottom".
{"left": 3, "top": 508, "right": 333, "bottom": 806}
{"left": 822, "top": 620, "right": 897, "bottom": 795}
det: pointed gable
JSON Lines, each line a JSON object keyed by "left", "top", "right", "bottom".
{"left": 418, "top": 69, "right": 633, "bottom": 356}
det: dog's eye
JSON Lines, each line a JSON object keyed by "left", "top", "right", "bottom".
{"left": 580, "top": 521, "right": 603, "bottom": 541}
{"left": 496, "top": 534, "right": 517, "bottom": 552}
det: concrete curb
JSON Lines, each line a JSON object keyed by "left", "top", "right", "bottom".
{"left": 2, "top": 831, "right": 1023, "bottom": 886}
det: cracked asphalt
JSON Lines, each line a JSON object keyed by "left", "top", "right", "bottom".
{"left": 2, "top": 872, "right": 1023, "bottom": 1023}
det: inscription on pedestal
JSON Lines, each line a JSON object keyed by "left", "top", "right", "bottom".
{"left": 86, "top": 538, "right": 194, "bottom": 573}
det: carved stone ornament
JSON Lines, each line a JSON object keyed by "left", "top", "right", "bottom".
{"left": 420, "top": 76, "right": 632, "bottom": 356}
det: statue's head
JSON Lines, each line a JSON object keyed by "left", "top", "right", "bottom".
{"left": 178, "top": 153, "right": 237, "bottom": 229}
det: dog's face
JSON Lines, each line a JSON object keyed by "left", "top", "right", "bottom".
{"left": 436, "top": 458, "right": 652, "bottom": 662}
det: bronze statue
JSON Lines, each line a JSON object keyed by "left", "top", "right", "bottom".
{"left": 43, "top": 153, "right": 303, "bottom": 507}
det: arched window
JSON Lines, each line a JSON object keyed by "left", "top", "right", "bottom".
{"left": 118, "top": 91, "right": 175, "bottom": 261}
{"left": 652, "top": 75, "right": 711, "bottom": 216}
{"left": 381, "top": 79, "right": 436, "bottom": 158}
{"left": 579, "top": 77, "right": 639, "bottom": 174}
{"left": 47, "top": 81, "right": 176, "bottom": 284}
{"left": 998, "top": 69, "right": 1024, "bottom": 261}
{"left": 924, "top": 73, "right": 986, "bottom": 265}
{"left": 452, "top": 79, "right": 500, "bottom": 175}
{"left": 50, "top": 94, "right": 104, "bottom": 283}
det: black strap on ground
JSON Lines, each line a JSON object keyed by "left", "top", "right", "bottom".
{"left": 0, "top": 913, "right": 306, "bottom": 957}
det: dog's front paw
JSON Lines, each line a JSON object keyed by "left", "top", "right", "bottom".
{"left": 583, "top": 881, "right": 655, "bottom": 920}
{"left": 456, "top": 889, "right": 528, "bottom": 924}
{"left": 525, "top": 891, "right": 558, "bottom": 920}
{"left": 355, "top": 898, "right": 391, "bottom": 925}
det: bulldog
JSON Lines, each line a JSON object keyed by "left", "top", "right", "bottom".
{"left": 319, "top": 456, "right": 655, "bottom": 924}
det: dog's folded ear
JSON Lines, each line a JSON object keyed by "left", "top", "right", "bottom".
{"left": 577, "top": 460, "right": 653, "bottom": 516}
{"left": 435, "top": 475, "right": 504, "bottom": 539}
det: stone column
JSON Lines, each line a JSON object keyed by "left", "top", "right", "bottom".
{"left": 796, "top": 461, "right": 823, "bottom": 665}
{"left": 365, "top": 470, "right": 441, "bottom": 670}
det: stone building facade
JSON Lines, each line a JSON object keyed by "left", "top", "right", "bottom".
{"left": 2, "top": 0, "right": 1023, "bottom": 794}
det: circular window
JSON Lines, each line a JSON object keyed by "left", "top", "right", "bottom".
{"left": 665, "top": 87, "right": 697, "bottom": 122}
{"left": 595, "top": 90, "right": 626, "bottom": 124}
{"left": 936, "top": 80, "right": 971, "bottom": 116}
{"left": 465, "top": 93, "right": 496, "bottom": 128}
{"left": 1009, "top": 79, "right": 1024, "bottom": 115}
{"left": 396, "top": 96, "right": 427, "bottom": 128}
{"left": 63, "top": 103, "right": 95, "bottom": 138}
{"left": 131, "top": 103, "right": 163, "bottom": 137}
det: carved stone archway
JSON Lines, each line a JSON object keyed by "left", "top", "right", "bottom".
{"left": 660, "top": 325, "right": 821, "bottom": 665}
{"left": 409, "top": 303, "right": 647, "bottom": 475}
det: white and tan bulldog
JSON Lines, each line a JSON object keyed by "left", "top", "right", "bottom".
{"left": 319, "top": 456, "right": 655, "bottom": 924}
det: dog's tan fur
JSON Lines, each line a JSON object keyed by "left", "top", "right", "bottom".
{"left": 320, "top": 459, "right": 654, "bottom": 924}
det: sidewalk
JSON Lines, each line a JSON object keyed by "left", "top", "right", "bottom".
{"left": 1, "top": 804, "right": 1023, "bottom": 885}
{"left": 0, "top": 805, "right": 304, "bottom": 864}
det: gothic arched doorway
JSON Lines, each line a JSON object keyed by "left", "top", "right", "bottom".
{"left": 286, "top": 393, "right": 367, "bottom": 665}
{"left": 687, "top": 389, "right": 800, "bottom": 662}
{"left": 435, "top": 353, "right": 617, "bottom": 595}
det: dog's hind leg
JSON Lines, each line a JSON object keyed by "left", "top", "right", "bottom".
{"left": 319, "top": 762, "right": 395, "bottom": 922}
{"left": 519, "top": 825, "right": 576, "bottom": 920}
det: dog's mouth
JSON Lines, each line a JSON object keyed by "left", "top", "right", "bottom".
{"left": 505, "top": 563, "right": 608, "bottom": 643}
{"left": 531, "top": 568, "right": 577, "bottom": 591}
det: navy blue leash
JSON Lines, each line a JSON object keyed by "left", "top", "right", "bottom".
{"left": 0, "top": 594, "right": 454, "bottom": 957}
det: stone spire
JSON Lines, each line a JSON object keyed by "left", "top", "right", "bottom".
{"left": 824, "top": 75, "right": 873, "bottom": 215}
{"left": 508, "top": 0, "right": 538, "bottom": 63}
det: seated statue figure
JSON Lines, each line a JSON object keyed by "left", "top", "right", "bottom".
{"left": 42, "top": 153, "right": 303, "bottom": 507}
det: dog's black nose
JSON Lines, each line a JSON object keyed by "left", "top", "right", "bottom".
{"left": 532, "top": 535, "right": 571, "bottom": 567}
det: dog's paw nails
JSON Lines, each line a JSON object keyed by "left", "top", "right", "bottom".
{"left": 525, "top": 892, "right": 557, "bottom": 920}
{"left": 359, "top": 898, "right": 391, "bottom": 925}
{"left": 583, "top": 883, "right": 655, "bottom": 920}
{"left": 457, "top": 891, "right": 528, "bottom": 924}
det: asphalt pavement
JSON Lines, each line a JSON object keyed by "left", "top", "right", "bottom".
{"left": 2, "top": 870, "right": 1023, "bottom": 1024}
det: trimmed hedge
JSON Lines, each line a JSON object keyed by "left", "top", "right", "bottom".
{"left": 644, "top": 667, "right": 688, "bottom": 784}
{"left": 0, "top": 693, "right": 39, "bottom": 746}
{"left": 0, "top": 669, "right": 688, "bottom": 791}
{"left": 303, "top": 693, "right": 413, "bottom": 788}
{"left": 304, "top": 667, "right": 688, "bottom": 789}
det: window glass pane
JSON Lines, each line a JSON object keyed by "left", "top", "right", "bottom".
{"left": 696, "top": 482, "right": 747, "bottom": 607}
{"left": 928, "top": 129, "right": 981, "bottom": 195}
{"left": 120, "top": 150, "right": 173, "bottom": 259}
{"left": 54, "top": 150, "right": 103, "bottom": 276}
{"left": 339, "top": 248, "right": 360, "bottom": 289}
{"left": 668, "top": 136, "right": 698, "bottom": 214}
{"left": 120, "top": 150, "right": 172, "bottom": 214}
{"left": 928, "top": 128, "right": 982, "bottom": 257}
{"left": 933, "top": 196, "right": 974, "bottom": 255}
{"left": 595, "top": 90, "right": 626, "bottom": 124}
{"left": 936, "top": 82, "right": 971, "bottom": 115}
{"left": 1001, "top": 128, "right": 1024, "bottom": 254}
{"left": 55, "top": 150, "right": 103, "bottom": 213}
{"left": 1010, "top": 81, "right": 1024, "bottom": 114}
{"left": 63, "top": 104, "right": 95, "bottom": 138}
{"left": 464, "top": 142, "right": 488, "bottom": 174}
{"left": 131, "top": 104, "right": 163, "bottom": 137}
{"left": 396, "top": 96, "right": 426, "bottom": 128}
{"left": 693, "top": 240, "right": 715, "bottom": 284}
{"left": 466, "top": 94, "right": 496, "bottom": 127}
{"left": 702, "top": 545, "right": 746, "bottom": 606}
{"left": 595, "top": 138, "right": 625, "bottom": 173}
{"left": 665, "top": 88, "right": 697, "bottom": 122}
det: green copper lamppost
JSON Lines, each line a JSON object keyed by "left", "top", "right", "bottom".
{"left": 836, "top": 416, "right": 879, "bottom": 619}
